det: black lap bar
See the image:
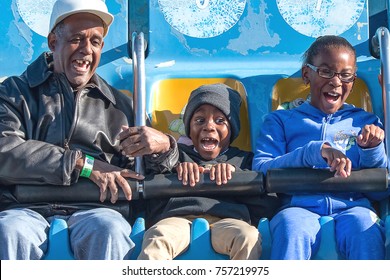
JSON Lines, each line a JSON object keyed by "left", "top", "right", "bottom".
{"left": 266, "top": 168, "right": 388, "bottom": 193}
{"left": 13, "top": 171, "right": 264, "bottom": 202}
{"left": 13, "top": 178, "right": 139, "bottom": 203}
{"left": 142, "top": 171, "right": 264, "bottom": 199}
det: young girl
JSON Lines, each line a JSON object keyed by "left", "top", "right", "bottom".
{"left": 138, "top": 83, "right": 279, "bottom": 260}
{"left": 252, "top": 35, "right": 388, "bottom": 259}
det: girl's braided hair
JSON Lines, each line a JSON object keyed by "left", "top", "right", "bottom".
{"left": 302, "top": 35, "right": 356, "bottom": 66}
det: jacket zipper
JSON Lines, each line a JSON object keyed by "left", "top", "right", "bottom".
{"left": 62, "top": 77, "right": 82, "bottom": 150}
{"left": 321, "top": 114, "right": 333, "bottom": 140}
{"left": 323, "top": 114, "right": 333, "bottom": 214}
{"left": 66, "top": 91, "right": 81, "bottom": 149}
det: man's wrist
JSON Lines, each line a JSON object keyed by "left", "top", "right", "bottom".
{"left": 75, "top": 150, "right": 84, "bottom": 172}
{"left": 80, "top": 154, "right": 94, "bottom": 178}
{"left": 152, "top": 134, "right": 176, "bottom": 157}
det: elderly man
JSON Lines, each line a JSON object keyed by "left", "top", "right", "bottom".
{"left": 0, "top": 0, "right": 177, "bottom": 259}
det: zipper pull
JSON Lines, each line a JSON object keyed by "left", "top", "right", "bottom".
{"left": 64, "top": 138, "right": 69, "bottom": 150}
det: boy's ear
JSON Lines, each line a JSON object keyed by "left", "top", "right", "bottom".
{"left": 48, "top": 33, "right": 56, "bottom": 52}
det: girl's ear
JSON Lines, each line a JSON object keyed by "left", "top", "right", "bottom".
{"left": 301, "top": 65, "right": 310, "bottom": 85}
{"left": 48, "top": 33, "right": 56, "bottom": 52}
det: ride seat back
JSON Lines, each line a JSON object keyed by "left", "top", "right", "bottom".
{"left": 272, "top": 77, "right": 372, "bottom": 112}
{"left": 150, "top": 78, "right": 251, "bottom": 151}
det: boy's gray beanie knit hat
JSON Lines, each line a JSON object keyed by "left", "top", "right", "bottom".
{"left": 183, "top": 83, "right": 242, "bottom": 142}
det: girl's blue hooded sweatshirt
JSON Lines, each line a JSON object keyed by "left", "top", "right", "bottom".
{"left": 252, "top": 101, "right": 388, "bottom": 211}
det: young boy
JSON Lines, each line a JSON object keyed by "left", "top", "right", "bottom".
{"left": 252, "top": 35, "right": 389, "bottom": 259}
{"left": 138, "top": 83, "right": 279, "bottom": 260}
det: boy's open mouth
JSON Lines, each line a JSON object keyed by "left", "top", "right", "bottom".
{"left": 200, "top": 137, "right": 219, "bottom": 151}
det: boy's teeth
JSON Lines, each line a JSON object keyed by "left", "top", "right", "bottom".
{"left": 201, "top": 137, "right": 218, "bottom": 151}
{"left": 201, "top": 143, "right": 216, "bottom": 150}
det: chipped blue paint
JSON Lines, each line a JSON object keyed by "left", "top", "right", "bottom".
{"left": 158, "top": 0, "right": 246, "bottom": 38}
{"left": 147, "top": 0, "right": 369, "bottom": 59}
{"left": 276, "top": 0, "right": 366, "bottom": 38}
{"left": 226, "top": 1, "right": 280, "bottom": 55}
{"left": 16, "top": 0, "right": 56, "bottom": 37}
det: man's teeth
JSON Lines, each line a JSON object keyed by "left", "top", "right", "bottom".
{"left": 75, "top": 60, "right": 90, "bottom": 66}
{"left": 328, "top": 92, "right": 338, "bottom": 97}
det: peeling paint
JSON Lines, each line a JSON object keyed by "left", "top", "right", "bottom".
{"left": 276, "top": 0, "right": 366, "bottom": 37}
{"left": 356, "top": 21, "right": 368, "bottom": 40}
{"left": 155, "top": 60, "right": 176, "bottom": 68}
{"left": 10, "top": 0, "right": 34, "bottom": 64}
{"left": 158, "top": 0, "right": 246, "bottom": 38}
{"left": 227, "top": 1, "right": 280, "bottom": 55}
{"left": 16, "top": 0, "right": 56, "bottom": 37}
{"left": 122, "top": 57, "right": 133, "bottom": 64}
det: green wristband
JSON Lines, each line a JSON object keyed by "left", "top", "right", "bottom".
{"left": 80, "top": 154, "right": 94, "bottom": 178}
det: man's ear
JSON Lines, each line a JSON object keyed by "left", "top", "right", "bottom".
{"left": 47, "top": 33, "right": 56, "bottom": 52}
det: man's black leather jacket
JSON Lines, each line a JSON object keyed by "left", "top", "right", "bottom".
{"left": 0, "top": 52, "right": 178, "bottom": 215}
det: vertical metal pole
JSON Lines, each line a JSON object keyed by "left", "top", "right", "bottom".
{"left": 376, "top": 27, "right": 390, "bottom": 173}
{"left": 132, "top": 32, "right": 146, "bottom": 190}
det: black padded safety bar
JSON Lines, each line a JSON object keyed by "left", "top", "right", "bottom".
{"left": 12, "top": 171, "right": 264, "bottom": 203}
{"left": 266, "top": 168, "right": 388, "bottom": 193}
{"left": 13, "top": 178, "right": 138, "bottom": 203}
{"left": 12, "top": 168, "right": 387, "bottom": 203}
{"left": 142, "top": 171, "right": 265, "bottom": 199}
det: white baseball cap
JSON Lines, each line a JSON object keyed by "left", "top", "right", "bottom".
{"left": 49, "top": 0, "right": 114, "bottom": 37}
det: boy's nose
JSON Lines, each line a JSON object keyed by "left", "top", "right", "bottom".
{"left": 204, "top": 120, "right": 216, "bottom": 130}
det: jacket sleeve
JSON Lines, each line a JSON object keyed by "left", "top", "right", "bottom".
{"left": 0, "top": 79, "right": 80, "bottom": 186}
{"left": 252, "top": 112, "right": 327, "bottom": 175}
{"left": 143, "top": 134, "right": 179, "bottom": 174}
{"left": 357, "top": 115, "right": 387, "bottom": 169}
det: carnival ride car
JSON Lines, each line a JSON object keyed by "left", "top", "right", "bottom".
{"left": 0, "top": 0, "right": 389, "bottom": 259}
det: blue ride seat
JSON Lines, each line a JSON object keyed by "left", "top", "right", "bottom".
{"left": 174, "top": 218, "right": 229, "bottom": 260}
{"left": 42, "top": 204, "right": 364, "bottom": 260}
{"left": 129, "top": 217, "right": 146, "bottom": 260}
{"left": 173, "top": 216, "right": 340, "bottom": 260}
{"left": 44, "top": 218, "right": 74, "bottom": 260}
{"left": 312, "top": 216, "right": 339, "bottom": 260}
{"left": 386, "top": 215, "right": 390, "bottom": 260}
{"left": 44, "top": 217, "right": 146, "bottom": 260}
{"left": 258, "top": 218, "right": 272, "bottom": 260}
{"left": 381, "top": 198, "right": 390, "bottom": 260}
{"left": 257, "top": 216, "right": 340, "bottom": 260}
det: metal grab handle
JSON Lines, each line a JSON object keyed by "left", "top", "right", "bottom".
{"left": 132, "top": 32, "right": 147, "bottom": 191}
{"left": 372, "top": 27, "right": 390, "bottom": 174}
